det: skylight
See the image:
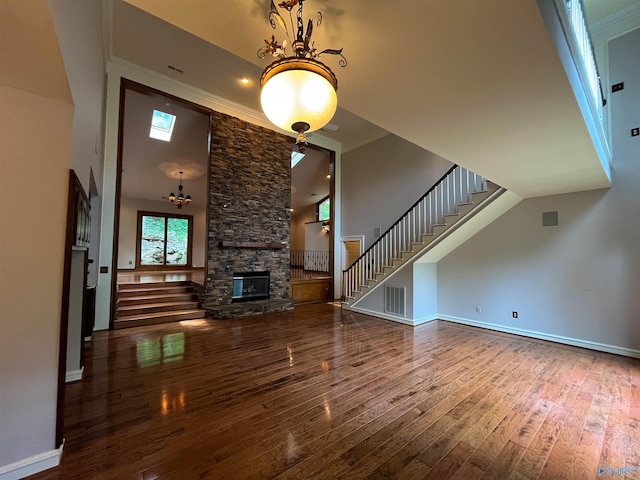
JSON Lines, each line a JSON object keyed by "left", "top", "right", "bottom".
{"left": 291, "top": 151, "right": 305, "bottom": 168}
{"left": 149, "top": 110, "right": 176, "bottom": 142}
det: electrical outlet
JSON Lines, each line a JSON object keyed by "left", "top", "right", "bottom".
{"left": 632, "top": 127, "right": 639, "bottom": 137}
{"left": 475, "top": 306, "right": 482, "bottom": 313}
{"left": 612, "top": 82, "right": 624, "bottom": 92}
{"left": 512, "top": 311, "right": 518, "bottom": 319}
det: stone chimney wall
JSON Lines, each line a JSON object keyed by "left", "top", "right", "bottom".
{"left": 205, "top": 111, "right": 293, "bottom": 317}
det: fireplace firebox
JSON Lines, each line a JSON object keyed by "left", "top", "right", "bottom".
{"left": 232, "top": 271, "right": 270, "bottom": 302}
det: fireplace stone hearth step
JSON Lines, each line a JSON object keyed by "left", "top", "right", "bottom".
{"left": 207, "top": 299, "right": 294, "bottom": 320}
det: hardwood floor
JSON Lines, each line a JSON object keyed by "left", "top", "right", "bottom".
{"left": 28, "top": 304, "right": 640, "bottom": 479}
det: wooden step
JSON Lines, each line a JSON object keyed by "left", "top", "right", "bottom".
{"left": 117, "top": 285, "right": 194, "bottom": 297}
{"left": 118, "top": 280, "right": 191, "bottom": 290}
{"left": 117, "top": 300, "right": 200, "bottom": 316}
{"left": 117, "top": 292, "right": 198, "bottom": 306}
{"left": 113, "top": 309, "right": 206, "bottom": 329}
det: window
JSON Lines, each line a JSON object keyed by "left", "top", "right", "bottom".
{"left": 317, "top": 196, "right": 330, "bottom": 221}
{"left": 136, "top": 211, "right": 192, "bottom": 267}
{"left": 149, "top": 110, "right": 176, "bottom": 141}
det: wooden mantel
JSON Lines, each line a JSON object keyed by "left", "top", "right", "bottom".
{"left": 218, "top": 241, "right": 287, "bottom": 249}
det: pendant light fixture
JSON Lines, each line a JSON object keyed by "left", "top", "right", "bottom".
{"left": 258, "top": 0, "right": 346, "bottom": 148}
{"left": 168, "top": 171, "right": 191, "bottom": 209}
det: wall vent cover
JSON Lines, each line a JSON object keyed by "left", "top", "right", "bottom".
{"left": 542, "top": 211, "right": 559, "bottom": 227}
{"left": 385, "top": 286, "right": 406, "bottom": 316}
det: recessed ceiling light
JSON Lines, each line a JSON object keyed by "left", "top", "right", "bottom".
{"left": 326, "top": 174, "right": 331, "bottom": 179}
{"left": 239, "top": 77, "right": 250, "bottom": 86}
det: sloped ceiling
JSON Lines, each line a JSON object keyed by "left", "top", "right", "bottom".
{"left": 114, "top": 0, "right": 614, "bottom": 198}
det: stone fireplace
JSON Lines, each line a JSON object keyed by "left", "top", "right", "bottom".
{"left": 204, "top": 111, "right": 294, "bottom": 319}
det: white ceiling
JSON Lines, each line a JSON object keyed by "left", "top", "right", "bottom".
{"left": 111, "top": 0, "right": 631, "bottom": 200}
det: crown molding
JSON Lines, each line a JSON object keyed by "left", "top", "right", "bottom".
{"left": 591, "top": 2, "right": 640, "bottom": 39}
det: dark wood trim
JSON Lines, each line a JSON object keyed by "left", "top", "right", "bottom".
{"left": 56, "top": 170, "right": 89, "bottom": 447}
{"left": 135, "top": 210, "right": 194, "bottom": 268}
{"left": 121, "top": 78, "right": 212, "bottom": 116}
{"left": 111, "top": 79, "right": 214, "bottom": 329}
{"left": 109, "top": 80, "right": 128, "bottom": 330}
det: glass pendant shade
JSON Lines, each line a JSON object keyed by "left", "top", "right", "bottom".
{"left": 260, "top": 58, "right": 338, "bottom": 134}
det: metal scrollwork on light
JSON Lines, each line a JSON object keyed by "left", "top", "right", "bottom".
{"left": 258, "top": 0, "right": 347, "bottom": 67}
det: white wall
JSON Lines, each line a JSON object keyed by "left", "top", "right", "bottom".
{"left": 342, "top": 134, "right": 454, "bottom": 250}
{"left": 437, "top": 27, "right": 640, "bottom": 357}
{"left": 117, "top": 197, "right": 207, "bottom": 269}
{"left": 0, "top": 84, "right": 72, "bottom": 473}
{"left": 291, "top": 203, "right": 316, "bottom": 251}
{"left": 49, "top": 0, "right": 105, "bottom": 196}
{"left": 0, "top": 2, "right": 74, "bottom": 473}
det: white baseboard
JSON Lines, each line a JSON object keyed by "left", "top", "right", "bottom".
{"left": 347, "top": 306, "right": 415, "bottom": 326}
{"left": 0, "top": 441, "right": 63, "bottom": 480}
{"left": 438, "top": 315, "right": 640, "bottom": 359}
{"left": 65, "top": 366, "right": 84, "bottom": 383}
{"left": 413, "top": 314, "right": 439, "bottom": 326}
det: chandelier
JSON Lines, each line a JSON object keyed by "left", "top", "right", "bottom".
{"left": 258, "top": 0, "right": 346, "bottom": 147}
{"left": 168, "top": 171, "right": 191, "bottom": 209}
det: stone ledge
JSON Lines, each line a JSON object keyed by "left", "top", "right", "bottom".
{"left": 206, "top": 299, "right": 294, "bottom": 320}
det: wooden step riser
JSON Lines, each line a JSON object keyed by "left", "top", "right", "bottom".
{"left": 114, "top": 310, "right": 206, "bottom": 330}
{"left": 117, "top": 302, "right": 200, "bottom": 316}
{"left": 118, "top": 287, "right": 194, "bottom": 297}
{"left": 118, "top": 294, "right": 198, "bottom": 307}
{"left": 118, "top": 281, "right": 192, "bottom": 290}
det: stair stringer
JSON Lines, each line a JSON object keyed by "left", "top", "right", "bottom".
{"left": 345, "top": 189, "right": 523, "bottom": 320}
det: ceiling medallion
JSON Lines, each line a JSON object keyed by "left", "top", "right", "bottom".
{"left": 258, "top": 0, "right": 346, "bottom": 149}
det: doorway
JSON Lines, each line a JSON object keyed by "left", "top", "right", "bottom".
{"left": 111, "top": 79, "right": 211, "bottom": 328}
{"left": 290, "top": 143, "right": 336, "bottom": 304}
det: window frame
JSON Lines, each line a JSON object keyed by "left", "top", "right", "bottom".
{"left": 317, "top": 196, "right": 330, "bottom": 222}
{"left": 135, "top": 211, "right": 193, "bottom": 269}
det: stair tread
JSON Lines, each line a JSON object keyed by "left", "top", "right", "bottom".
{"left": 118, "top": 293, "right": 197, "bottom": 302}
{"left": 118, "top": 285, "right": 192, "bottom": 293}
{"left": 118, "top": 281, "right": 191, "bottom": 289}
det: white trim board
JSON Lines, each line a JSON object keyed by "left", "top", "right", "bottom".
{"left": 438, "top": 315, "right": 640, "bottom": 359}
{"left": 347, "top": 306, "right": 415, "bottom": 326}
{"left": 65, "top": 366, "right": 84, "bottom": 383}
{"left": 0, "top": 442, "right": 63, "bottom": 480}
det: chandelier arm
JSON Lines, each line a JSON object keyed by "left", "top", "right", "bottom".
{"left": 313, "top": 11, "right": 322, "bottom": 28}
{"left": 296, "top": 0, "right": 304, "bottom": 44}
{"left": 304, "top": 18, "right": 313, "bottom": 53}
{"left": 319, "top": 48, "right": 347, "bottom": 67}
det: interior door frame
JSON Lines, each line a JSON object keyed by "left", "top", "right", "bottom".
{"left": 110, "top": 78, "right": 213, "bottom": 328}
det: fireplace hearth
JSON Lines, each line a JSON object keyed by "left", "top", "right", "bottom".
{"left": 232, "top": 272, "right": 270, "bottom": 302}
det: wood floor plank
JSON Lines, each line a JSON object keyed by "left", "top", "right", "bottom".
{"left": 23, "top": 304, "right": 640, "bottom": 480}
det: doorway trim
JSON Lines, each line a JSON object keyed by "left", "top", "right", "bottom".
{"left": 109, "top": 78, "right": 213, "bottom": 329}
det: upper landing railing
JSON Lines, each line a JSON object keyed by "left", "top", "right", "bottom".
{"left": 563, "top": 0, "right": 605, "bottom": 122}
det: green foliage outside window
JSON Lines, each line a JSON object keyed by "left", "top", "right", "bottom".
{"left": 318, "top": 197, "right": 330, "bottom": 221}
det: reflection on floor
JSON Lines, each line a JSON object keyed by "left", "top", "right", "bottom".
{"left": 117, "top": 268, "right": 205, "bottom": 285}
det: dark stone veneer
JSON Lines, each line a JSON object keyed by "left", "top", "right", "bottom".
{"left": 205, "top": 111, "right": 294, "bottom": 318}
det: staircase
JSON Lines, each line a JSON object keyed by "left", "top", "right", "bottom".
{"left": 342, "top": 165, "right": 506, "bottom": 307}
{"left": 115, "top": 281, "right": 206, "bottom": 329}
